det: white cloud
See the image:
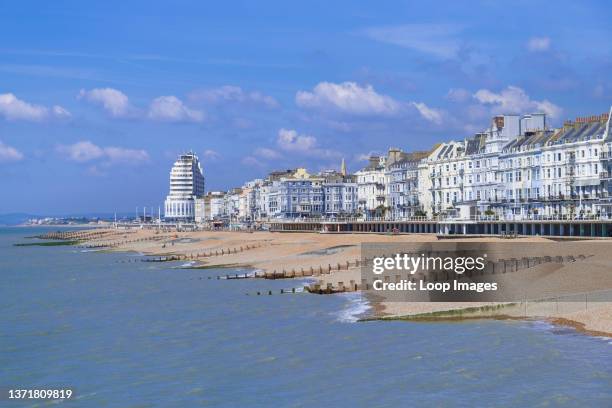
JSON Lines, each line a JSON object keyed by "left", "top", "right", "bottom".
{"left": 79, "top": 89, "right": 205, "bottom": 123}
{"left": 446, "top": 88, "right": 471, "bottom": 103}
{"left": 52, "top": 105, "right": 72, "bottom": 118}
{"left": 473, "top": 86, "right": 562, "bottom": 118}
{"left": 327, "top": 120, "right": 352, "bottom": 132}
{"left": 362, "top": 24, "right": 462, "bottom": 59}
{"left": 190, "top": 85, "right": 279, "bottom": 108}
{"left": 148, "top": 96, "right": 204, "bottom": 123}
{"left": 0, "top": 93, "right": 70, "bottom": 121}
{"left": 203, "top": 149, "right": 221, "bottom": 160}
{"left": 57, "top": 141, "right": 149, "bottom": 165}
{"left": 78, "top": 88, "right": 131, "bottom": 117}
{"left": 103, "top": 146, "right": 149, "bottom": 164}
{"left": 0, "top": 140, "right": 24, "bottom": 162}
{"left": 527, "top": 37, "right": 551, "bottom": 52}
{"left": 277, "top": 128, "right": 317, "bottom": 152}
{"left": 57, "top": 141, "right": 104, "bottom": 162}
{"left": 412, "top": 102, "right": 443, "bottom": 124}
{"left": 277, "top": 128, "right": 340, "bottom": 159}
{"left": 244, "top": 129, "right": 341, "bottom": 166}
{"left": 241, "top": 156, "right": 265, "bottom": 167}
{"left": 355, "top": 153, "right": 373, "bottom": 162}
{"left": 254, "top": 147, "right": 280, "bottom": 159}
{"left": 296, "top": 82, "right": 400, "bottom": 116}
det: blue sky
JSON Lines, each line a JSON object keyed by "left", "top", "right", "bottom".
{"left": 0, "top": 0, "right": 610, "bottom": 214}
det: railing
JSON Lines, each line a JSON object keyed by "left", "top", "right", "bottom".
{"left": 600, "top": 151, "right": 612, "bottom": 159}
{"left": 267, "top": 213, "right": 612, "bottom": 223}
{"left": 460, "top": 214, "right": 609, "bottom": 222}
{"left": 268, "top": 216, "right": 434, "bottom": 223}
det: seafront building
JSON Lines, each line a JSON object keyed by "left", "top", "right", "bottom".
{"left": 321, "top": 169, "right": 358, "bottom": 217}
{"left": 277, "top": 168, "right": 324, "bottom": 218}
{"left": 201, "top": 191, "right": 225, "bottom": 221}
{"left": 494, "top": 113, "right": 610, "bottom": 218}
{"left": 355, "top": 155, "right": 387, "bottom": 218}
{"left": 165, "top": 107, "right": 611, "bottom": 229}
{"left": 419, "top": 114, "right": 546, "bottom": 219}
{"left": 163, "top": 152, "right": 205, "bottom": 221}
{"left": 386, "top": 148, "right": 429, "bottom": 219}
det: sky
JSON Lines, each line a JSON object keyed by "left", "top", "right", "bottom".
{"left": 0, "top": 0, "right": 611, "bottom": 214}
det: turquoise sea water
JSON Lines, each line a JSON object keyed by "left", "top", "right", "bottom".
{"left": 1, "top": 227, "right": 611, "bottom": 407}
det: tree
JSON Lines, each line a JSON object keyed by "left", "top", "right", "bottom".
{"left": 414, "top": 209, "right": 427, "bottom": 217}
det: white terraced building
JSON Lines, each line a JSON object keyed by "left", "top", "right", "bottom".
{"left": 164, "top": 152, "right": 205, "bottom": 221}
{"left": 386, "top": 148, "right": 429, "bottom": 219}
{"left": 599, "top": 115, "right": 612, "bottom": 217}
{"left": 356, "top": 156, "right": 387, "bottom": 218}
{"left": 422, "top": 114, "right": 543, "bottom": 218}
{"left": 492, "top": 111, "right": 611, "bottom": 218}
{"left": 207, "top": 108, "right": 612, "bottom": 224}
{"left": 321, "top": 170, "right": 358, "bottom": 217}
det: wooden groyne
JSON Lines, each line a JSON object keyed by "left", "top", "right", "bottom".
{"left": 306, "top": 253, "right": 592, "bottom": 294}
{"left": 35, "top": 230, "right": 115, "bottom": 242}
{"left": 79, "top": 234, "right": 171, "bottom": 249}
{"left": 260, "top": 259, "right": 361, "bottom": 279}
{"left": 140, "top": 242, "right": 267, "bottom": 262}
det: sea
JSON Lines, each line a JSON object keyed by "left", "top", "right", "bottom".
{"left": 1, "top": 227, "right": 611, "bottom": 407}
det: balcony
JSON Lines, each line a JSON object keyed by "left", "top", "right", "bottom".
{"left": 600, "top": 151, "right": 612, "bottom": 160}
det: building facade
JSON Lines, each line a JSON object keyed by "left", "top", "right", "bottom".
{"left": 356, "top": 156, "right": 387, "bottom": 218}
{"left": 164, "top": 152, "right": 205, "bottom": 221}
{"left": 321, "top": 171, "right": 358, "bottom": 217}
{"left": 192, "top": 107, "right": 612, "bottom": 224}
{"left": 386, "top": 148, "right": 429, "bottom": 219}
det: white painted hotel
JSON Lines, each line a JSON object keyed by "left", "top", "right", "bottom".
{"left": 163, "top": 152, "right": 205, "bottom": 221}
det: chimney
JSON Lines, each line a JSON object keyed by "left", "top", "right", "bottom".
{"left": 387, "top": 147, "right": 401, "bottom": 164}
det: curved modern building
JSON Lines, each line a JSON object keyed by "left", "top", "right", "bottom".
{"left": 164, "top": 152, "right": 205, "bottom": 221}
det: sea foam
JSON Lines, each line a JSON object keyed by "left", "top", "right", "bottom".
{"left": 334, "top": 292, "right": 371, "bottom": 323}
